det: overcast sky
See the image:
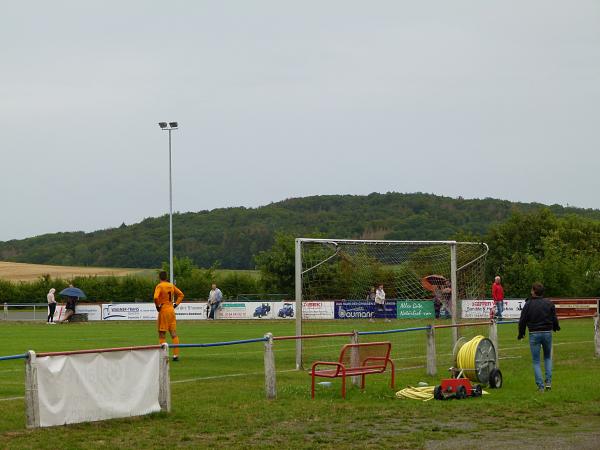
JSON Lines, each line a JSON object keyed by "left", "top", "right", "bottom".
{"left": 1, "top": 1, "right": 599, "bottom": 241}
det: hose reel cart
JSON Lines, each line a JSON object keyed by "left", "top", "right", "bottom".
{"left": 434, "top": 335, "right": 503, "bottom": 400}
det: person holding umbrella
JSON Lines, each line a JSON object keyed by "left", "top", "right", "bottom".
{"left": 58, "top": 286, "right": 86, "bottom": 323}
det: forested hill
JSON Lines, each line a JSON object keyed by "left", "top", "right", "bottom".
{"left": 2, "top": 193, "right": 600, "bottom": 269}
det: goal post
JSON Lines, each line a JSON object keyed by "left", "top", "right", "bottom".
{"left": 295, "top": 238, "right": 489, "bottom": 369}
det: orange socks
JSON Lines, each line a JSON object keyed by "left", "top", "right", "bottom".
{"left": 172, "top": 336, "right": 180, "bottom": 357}
{"left": 159, "top": 337, "right": 166, "bottom": 346}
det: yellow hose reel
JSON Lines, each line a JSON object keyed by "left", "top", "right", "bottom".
{"left": 453, "top": 335, "right": 502, "bottom": 388}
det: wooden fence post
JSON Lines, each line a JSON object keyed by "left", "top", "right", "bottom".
{"left": 25, "top": 351, "right": 40, "bottom": 428}
{"left": 158, "top": 344, "right": 171, "bottom": 412}
{"left": 426, "top": 326, "right": 437, "bottom": 377}
{"left": 264, "top": 333, "right": 277, "bottom": 399}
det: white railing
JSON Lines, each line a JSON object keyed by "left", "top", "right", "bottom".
{"left": 2, "top": 303, "right": 51, "bottom": 321}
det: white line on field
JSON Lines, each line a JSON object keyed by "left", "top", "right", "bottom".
{"left": 0, "top": 396, "right": 23, "bottom": 402}
{"left": 171, "top": 368, "right": 298, "bottom": 384}
{"left": 499, "top": 340, "right": 592, "bottom": 352}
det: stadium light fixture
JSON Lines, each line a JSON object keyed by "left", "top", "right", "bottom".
{"left": 158, "top": 121, "right": 180, "bottom": 284}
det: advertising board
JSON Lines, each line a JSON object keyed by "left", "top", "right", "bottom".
{"left": 301, "top": 301, "right": 335, "bottom": 320}
{"left": 334, "top": 300, "right": 397, "bottom": 320}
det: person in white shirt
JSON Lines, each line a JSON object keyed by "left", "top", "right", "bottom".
{"left": 207, "top": 284, "right": 223, "bottom": 319}
{"left": 47, "top": 288, "right": 57, "bottom": 324}
{"left": 375, "top": 284, "right": 390, "bottom": 322}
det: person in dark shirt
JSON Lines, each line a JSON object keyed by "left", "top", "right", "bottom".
{"left": 518, "top": 282, "right": 560, "bottom": 392}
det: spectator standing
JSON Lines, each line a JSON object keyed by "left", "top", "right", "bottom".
{"left": 375, "top": 284, "right": 389, "bottom": 322}
{"left": 492, "top": 276, "right": 505, "bottom": 320}
{"left": 518, "top": 282, "right": 560, "bottom": 392}
{"left": 47, "top": 288, "right": 57, "bottom": 324}
{"left": 207, "top": 284, "right": 223, "bottom": 320}
{"left": 367, "top": 287, "right": 376, "bottom": 322}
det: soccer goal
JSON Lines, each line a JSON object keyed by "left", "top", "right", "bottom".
{"left": 294, "top": 238, "right": 489, "bottom": 369}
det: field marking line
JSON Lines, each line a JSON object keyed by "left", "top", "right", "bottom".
{"left": 0, "top": 396, "right": 24, "bottom": 402}
{"left": 172, "top": 368, "right": 298, "bottom": 384}
{"left": 500, "top": 340, "right": 592, "bottom": 352}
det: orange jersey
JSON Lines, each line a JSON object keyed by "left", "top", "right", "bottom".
{"left": 153, "top": 281, "right": 184, "bottom": 309}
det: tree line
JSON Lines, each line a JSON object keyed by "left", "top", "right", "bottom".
{"left": 2, "top": 193, "right": 600, "bottom": 270}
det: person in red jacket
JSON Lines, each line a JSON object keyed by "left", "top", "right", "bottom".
{"left": 492, "top": 276, "right": 505, "bottom": 320}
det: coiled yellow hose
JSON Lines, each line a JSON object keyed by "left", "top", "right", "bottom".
{"left": 456, "top": 335, "right": 485, "bottom": 382}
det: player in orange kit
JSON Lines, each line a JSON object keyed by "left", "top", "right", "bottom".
{"left": 154, "top": 270, "right": 185, "bottom": 361}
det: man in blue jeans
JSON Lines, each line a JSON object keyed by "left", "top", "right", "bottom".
{"left": 518, "top": 282, "right": 560, "bottom": 392}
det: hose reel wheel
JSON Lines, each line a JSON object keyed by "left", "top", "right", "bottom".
{"left": 473, "top": 337, "right": 497, "bottom": 384}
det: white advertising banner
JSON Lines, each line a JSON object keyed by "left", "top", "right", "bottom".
{"left": 75, "top": 304, "right": 102, "bottom": 321}
{"left": 461, "top": 299, "right": 525, "bottom": 319}
{"left": 219, "top": 302, "right": 250, "bottom": 319}
{"left": 52, "top": 304, "right": 102, "bottom": 322}
{"left": 301, "top": 301, "right": 335, "bottom": 320}
{"left": 214, "top": 302, "right": 296, "bottom": 320}
{"left": 101, "top": 303, "right": 208, "bottom": 321}
{"left": 34, "top": 348, "right": 162, "bottom": 427}
{"left": 102, "top": 303, "right": 157, "bottom": 321}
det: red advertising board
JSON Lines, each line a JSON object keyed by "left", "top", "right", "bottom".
{"left": 550, "top": 298, "right": 599, "bottom": 317}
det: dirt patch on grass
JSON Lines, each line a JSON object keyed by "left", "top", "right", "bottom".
{"left": 425, "top": 430, "right": 600, "bottom": 450}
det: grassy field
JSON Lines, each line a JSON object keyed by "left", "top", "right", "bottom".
{"left": 0, "top": 319, "right": 599, "bottom": 449}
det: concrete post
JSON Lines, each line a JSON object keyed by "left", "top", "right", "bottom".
{"left": 25, "top": 351, "right": 40, "bottom": 428}
{"left": 426, "top": 326, "right": 437, "bottom": 377}
{"left": 3, "top": 303, "right": 7, "bottom": 320}
{"left": 158, "top": 344, "right": 171, "bottom": 412}
{"left": 350, "top": 330, "right": 360, "bottom": 386}
{"left": 489, "top": 319, "right": 499, "bottom": 367}
{"left": 264, "top": 333, "right": 277, "bottom": 399}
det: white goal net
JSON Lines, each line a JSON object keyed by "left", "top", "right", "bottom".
{"left": 294, "top": 239, "right": 489, "bottom": 369}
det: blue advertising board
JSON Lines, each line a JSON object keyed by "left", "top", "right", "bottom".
{"left": 334, "top": 300, "right": 397, "bottom": 319}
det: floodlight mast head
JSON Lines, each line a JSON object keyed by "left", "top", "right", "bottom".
{"left": 158, "top": 122, "right": 178, "bottom": 130}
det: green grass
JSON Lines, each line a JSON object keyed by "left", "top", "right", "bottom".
{"left": 0, "top": 319, "right": 599, "bottom": 449}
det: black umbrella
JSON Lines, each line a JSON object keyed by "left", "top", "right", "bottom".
{"left": 59, "top": 287, "right": 87, "bottom": 299}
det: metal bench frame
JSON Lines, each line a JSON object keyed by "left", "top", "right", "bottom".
{"left": 311, "top": 341, "right": 395, "bottom": 398}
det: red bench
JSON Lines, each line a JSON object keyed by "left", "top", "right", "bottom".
{"left": 311, "top": 341, "right": 395, "bottom": 398}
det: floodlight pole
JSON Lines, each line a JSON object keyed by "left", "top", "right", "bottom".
{"left": 159, "top": 122, "right": 178, "bottom": 284}
{"left": 168, "top": 128, "right": 174, "bottom": 285}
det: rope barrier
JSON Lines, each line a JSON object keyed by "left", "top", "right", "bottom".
{"left": 0, "top": 353, "right": 29, "bottom": 362}
{"left": 171, "top": 337, "right": 268, "bottom": 348}
{"left": 358, "top": 326, "right": 431, "bottom": 336}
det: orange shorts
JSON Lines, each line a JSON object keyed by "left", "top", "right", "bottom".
{"left": 157, "top": 306, "right": 176, "bottom": 332}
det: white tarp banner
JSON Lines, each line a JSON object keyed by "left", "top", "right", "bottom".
{"left": 34, "top": 348, "right": 162, "bottom": 427}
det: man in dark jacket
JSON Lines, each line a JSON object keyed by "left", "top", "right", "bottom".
{"left": 518, "top": 282, "right": 560, "bottom": 391}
